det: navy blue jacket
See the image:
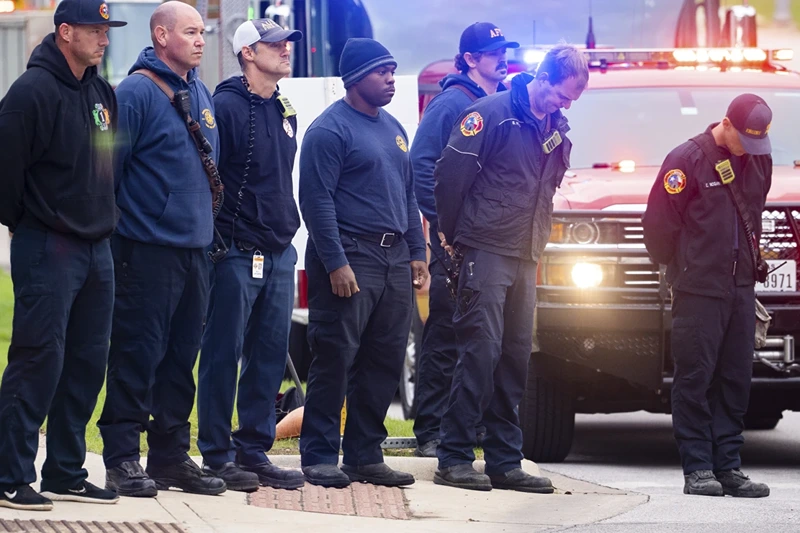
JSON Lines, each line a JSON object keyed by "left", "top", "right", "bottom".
{"left": 434, "top": 73, "right": 572, "bottom": 262}
{"left": 114, "top": 48, "right": 218, "bottom": 249}
{"left": 212, "top": 76, "right": 300, "bottom": 252}
{"left": 299, "top": 99, "right": 427, "bottom": 273}
{"left": 411, "top": 74, "right": 504, "bottom": 226}
{"left": 643, "top": 125, "right": 771, "bottom": 297}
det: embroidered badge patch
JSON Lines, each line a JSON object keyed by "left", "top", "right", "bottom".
{"left": 396, "top": 135, "right": 407, "bottom": 152}
{"left": 99, "top": 3, "right": 109, "bottom": 19}
{"left": 283, "top": 118, "right": 294, "bottom": 138}
{"left": 663, "top": 169, "right": 687, "bottom": 194}
{"left": 460, "top": 111, "right": 484, "bottom": 137}
{"left": 202, "top": 109, "right": 216, "bottom": 129}
{"left": 92, "top": 103, "right": 110, "bottom": 132}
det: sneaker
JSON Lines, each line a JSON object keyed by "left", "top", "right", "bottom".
{"left": 147, "top": 459, "right": 226, "bottom": 496}
{"left": 302, "top": 464, "right": 351, "bottom": 489}
{"left": 0, "top": 485, "right": 53, "bottom": 511}
{"left": 241, "top": 462, "right": 305, "bottom": 490}
{"left": 203, "top": 462, "right": 259, "bottom": 492}
{"left": 40, "top": 481, "right": 119, "bottom": 504}
{"left": 341, "top": 463, "right": 415, "bottom": 487}
{"left": 433, "top": 464, "right": 492, "bottom": 492}
{"left": 488, "top": 468, "right": 554, "bottom": 494}
{"left": 715, "top": 469, "right": 770, "bottom": 498}
{"left": 414, "top": 439, "right": 440, "bottom": 458}
{"left": 683, "top": 470, "right": 724, "bottom": 497}
{"left": 106, "top": 460, "right": 158, "bottom": 498}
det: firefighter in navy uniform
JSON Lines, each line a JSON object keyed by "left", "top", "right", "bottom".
{"left": 433, "top": 45, "right": 588, "bottom": 492}
{"left": 411, "top": 22, "right": 519, "bottom": 458}
{"left": 643, "top": 94, "right": 772, "bottom": 498}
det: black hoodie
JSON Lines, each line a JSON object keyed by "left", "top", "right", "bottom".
{"left": 212, "top": 76, "right": 300, "bottom": 253}
{"left": 0, "top": 33, "right": 117, "bottom": 240}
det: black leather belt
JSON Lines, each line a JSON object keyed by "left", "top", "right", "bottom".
{"left": 346, "top": 232, "right": 403, "bottom": 248}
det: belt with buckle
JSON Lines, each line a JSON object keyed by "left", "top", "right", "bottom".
{"left": 346, "top": 232, "right": 403, "bottom": 248}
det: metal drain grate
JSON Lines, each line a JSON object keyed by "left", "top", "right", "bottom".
{"left": 0, "top": 520, "right": 187, "bottom": 533}
{"left": 249, "top": 483, "right": 410, "bottom": 520}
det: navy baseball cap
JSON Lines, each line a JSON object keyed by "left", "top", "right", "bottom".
{"left": 459, "top": 22, "right": 519, "bottom": 54}
{"left": 726, "top": 93, "right": 772, "bottom": 155}
{"left": 54, "top": 0, "right": 127, "bottom": 27}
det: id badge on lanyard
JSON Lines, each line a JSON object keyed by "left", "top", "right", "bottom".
{"left": 252, "top": 251, "right": 264, "bottom": 279}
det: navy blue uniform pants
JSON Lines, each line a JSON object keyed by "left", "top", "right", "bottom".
{"left": 670, "top": 286, "right": 755, "bottom": 474}
{"left": 197, "top": 244, "right": 296, "bottom": 467}
{"left": 98, "top": 234, "right": 208, "bottom": 469}
{"left": 413, "top": 225, "right": 458, "bottom": 445}
{"left": 300, "top": 234, "right": 412, "bottom": 467}
{"left": 0, "top": 225, "right": 113, "bottom": 491}
{"left": 437, "top": 247, "right": 536, "bottom": 476}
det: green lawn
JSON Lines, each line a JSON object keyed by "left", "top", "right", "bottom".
{"left": 0, "top": 270, "right": 422, "bottom": 458}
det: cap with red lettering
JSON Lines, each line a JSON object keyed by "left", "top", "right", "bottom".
{"left": 459, "top": 22, "right": 519, "bottom": 54}
{"left": 726, "top": 93, "right": 772, "bottom": 156}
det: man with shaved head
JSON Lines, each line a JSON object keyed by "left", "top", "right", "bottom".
{"left": 98, "top": 0, "right": 226, "bottom": 498}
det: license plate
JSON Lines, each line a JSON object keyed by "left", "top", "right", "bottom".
{"left": 756, "top": 260, "right": 796, "bottom": 292}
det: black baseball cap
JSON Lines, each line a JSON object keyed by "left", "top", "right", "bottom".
{"left": 726, "top": 93, "right": 772, "bottom": 155}
{"left": 54, "top": 0, "right": 127, "bottom": 27}
{"left": 459, "top": 22, "right": 519, "bottom": 54}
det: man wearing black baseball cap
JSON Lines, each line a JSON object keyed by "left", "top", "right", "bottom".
{"left": 644, "top": 93, "right": 773, "bottom": 499}
{"left": 0, "top": 0, "right": 125, "bottom": 512}
{"left": 411, "top": 21, "right": 518, "bottom": 460}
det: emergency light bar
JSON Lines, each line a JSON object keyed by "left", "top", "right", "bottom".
{"left": 518, "top": 47, "right": 793, "bottom": 68}
{"left": 0, "top": 0, "right": 15, "bottom": 13}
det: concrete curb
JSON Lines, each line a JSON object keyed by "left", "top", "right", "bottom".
{"left": 268, "top": 455, "right": 542, "bottom": 481}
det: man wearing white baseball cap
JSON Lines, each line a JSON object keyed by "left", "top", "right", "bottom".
{"left": 197, "top": 18, "right": 305, "bottom": 491}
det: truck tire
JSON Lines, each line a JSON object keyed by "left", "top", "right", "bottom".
{"left": 520, "top": 367, "right": 575, "bottom": 463}
{"left": 398, "top": 304, "right": 424, "bottom": 420}
{"left": 743, "top": 413, "right": 781, "bottom": 430}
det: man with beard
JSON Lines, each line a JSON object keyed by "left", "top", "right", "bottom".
{"left": 299, "top": 38, "right": 428, "bottom": 488}
{"left": 410, "top": 21, "right": 518, "bottom": 458}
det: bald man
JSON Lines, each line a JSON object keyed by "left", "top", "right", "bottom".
{"left": 98, "top": 0, "right": 226, "bottom": 498}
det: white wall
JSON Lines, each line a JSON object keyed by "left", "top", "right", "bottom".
{"left": 278, "top": 74, "right": 420, "bottom": 269}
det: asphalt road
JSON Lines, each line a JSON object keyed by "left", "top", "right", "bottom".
{"left": 540, "top": 411, "right": 800, "bottom": 532}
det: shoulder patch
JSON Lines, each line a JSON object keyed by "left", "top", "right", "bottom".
{"left": 202, "top": 108, "right": 216, "bottom": 129}
{"left": 460, "top": 111, "right": 484, "bottom": 137}
{"left": 663, "top": 169, "right": 687, "bottom": 194}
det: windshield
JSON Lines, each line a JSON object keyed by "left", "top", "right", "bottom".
{"left": 565, "top": 86, "right": 800, "bottom": 168}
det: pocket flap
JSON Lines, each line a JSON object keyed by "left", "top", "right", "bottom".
{"left": 309, "top": 309, "right": 338, "bottom": 323}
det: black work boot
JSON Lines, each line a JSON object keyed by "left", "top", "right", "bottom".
{"left": 489, "top": 468, "right": 554, "bottom": 494}
{"left": 715, "top": 469, "right": 770, "bottom": 498}
{"left": 203, "top": 462, "right": 259, "bottom": 493}
{"left": 105, "top": 461, "right": 158, "bottom": 498}
{"left": 302, "top": 464, "right": 351, "bottom": 488}
{"left": 341, "top": 463, "right": 415, "bottom": 487}
{"left": 433, "top": 464, "right": 492, "bottom": 491}
{"left": 147, "top": 459, "right": 226, "bottom": 495}
{"left": 683, "top": 470, "right": 724, "bottom": 496}
{"left": 414, "top": 439, "right": 440, "bottom": 458}
{"left": 242, "top": 462, "right": 305, "bottom": 490}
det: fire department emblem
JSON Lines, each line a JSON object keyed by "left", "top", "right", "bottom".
{"left": 663, "top": 168, "right": 687, "bottom": 194}
{"left": 99, "top": 3, "right": 109, "bottom": 19}
{"left": 92, "top": 103, "right": 110, "bottom": 132}
{"left": 283, "top": 118, "right": 294, "bottom": 138}
{"left": 460, "top": 111, "right": 484, "bottom": 137}
{"left": 202, "top": 108, "right": 216, "bottom": 129}
{"left": 395, "top": 135, "right": 407, "bottom": 152}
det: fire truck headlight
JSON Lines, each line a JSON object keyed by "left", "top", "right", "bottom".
{"left": 571, "top": 263, "right": 604, "bottom": 288}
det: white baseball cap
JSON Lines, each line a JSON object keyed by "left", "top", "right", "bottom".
{"left": 232, "top": 18, "right": 302, "bottom": 55}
